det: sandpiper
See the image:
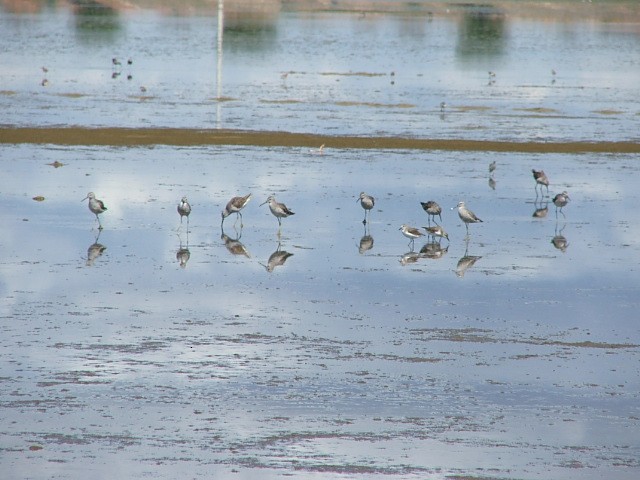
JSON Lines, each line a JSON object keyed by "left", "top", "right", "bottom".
{"left": 552, "top": 191, "right": 570, "bottom": 217}
{"left": 489, "top": 160, "right": 496, "bottom": 175}
{"left": 399, "top": 224, "right": 424, "bottom": 249}
{"left": 82, "top": 192, "right": 107, "bottom": 229}
{"left": 221, "top": 193, "right": 252, "bottom": 227}
{"left": 177, "top": 196, "right": 191, "bottom": 227}
{"left": 420, "top": 200, "right": 442, "bottom": 225}
{"left": 532, "top": 169, "right": 549, "bottom": 196}
{"left": 357, "top": 192, "right": 375, "bottom": 224}
{"left": 454, "top": 201, "right": 483, "bottom": 234}
{"left": 423, "top": 225, "right": 449, "bottom": 242}
{"left": 260, "top": 195, "right": 295, "bottom": 227}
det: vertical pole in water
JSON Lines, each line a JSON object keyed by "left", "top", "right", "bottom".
{"left": 216, "top": 0, "right": 224, "bottom": 128}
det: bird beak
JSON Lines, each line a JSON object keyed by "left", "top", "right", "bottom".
{"left": 259, "top": 200, "right": 267, "bottom": 206}
{"left": 81, "top": 196, "right": 88, "bottom": 202}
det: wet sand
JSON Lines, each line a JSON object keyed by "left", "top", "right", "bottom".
{"left": 1, "top": 127, "right": 639, "bottom": 153}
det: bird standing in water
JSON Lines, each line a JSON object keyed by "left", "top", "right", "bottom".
{"left": 420, "top": 200, "right": 442, "bottom": 225}
{"left": 82, "top": 192, "right": 107, "bottom": 230}
{"left": 221, "top": 193, "right": 252, "bottom": 228}
{"left": 532, "top": 169, "right": 549, "bottom": 196}
{"left": 261, "top": 195, "right": 295, "bottom": 228}
{"left": 178, "top": 196, "right": 191, "bottom": 229}
{"left": 552, "top": 191, "right": 570, "bottom": 217}
{"left": 454, "top": 201, "right": 483, "bottom": 235}
{"left": 357, "top": 192, "right": 375, "bottom": 224}
{"left": 399, "top": 224, "right": 425, "bottom": 249}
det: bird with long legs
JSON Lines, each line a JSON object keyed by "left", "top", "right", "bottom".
{"left": 221, "top": 193, "right": 252, "bottom": 228}
{"left": 82, "top": 192, "right": 107, "bottom": 230}
{"left": 357, "top": 192, "right": 375, "bottom": 224}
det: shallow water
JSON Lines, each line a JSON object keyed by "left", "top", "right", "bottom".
{"left": 1, "top": 2, "right": 640, "bottom": 479}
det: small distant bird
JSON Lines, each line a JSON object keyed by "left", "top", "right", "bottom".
{"left": 221, "top": 193, "right": 252, "bottom": 227}
{"left": 309, "top": 144, "right": 325, "bottom": 155}
{"left": 440, "top": 101, "right": 447, "bottom": 112}
{"left": 423, "top": 225, "right": 449, "bottom": 242}
{"left": 177, "top": 196, "right": 191, "bottom": 227}
{"left": 41, "top": 79, "right": 49, "bottom": 87}
{"left": 454, "top": 201, "right": 483, "bottom": 234}
{"left": 41, "top": 66, "right": 48, "bottom": 74}
{"left": 552, "top": 191, "right": 570, "bottom": 217}
{"left": 420, "top": 200, "right": 442, "bottom": 225}
{"left": 112, "top": 58, "right": 121, "bottom": 68}
{"left": 357, "top": 192, "right": 375, "bottom": 224}
{"left": 489, "top": 160, "right": 496, "bottom": 175}
{"left": 260, "top": 195, "right": 295, "bottom": 227}
{"left": 399, "top": 224, "right": 424, "bottom": 249}
{"left": 532, "top": 169, "right": 550, "bottom": 195}
{"left": 140, "top": 86, "right": 147, "bottom": 93}
{"left": 82, "top": 192, "right": 107, "bottom": 230}
{"left": 127, "top": 58, "right": 133, "bottom": 65}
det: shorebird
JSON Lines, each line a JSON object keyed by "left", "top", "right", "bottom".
{"left": 221, "top": 193, "right": 252, "bottom": 227}
{"left": 423, "top": 225, "right": 449, "bottom": 242}
{"left": 260, "top": 195, "right": 295, "bottom": 227}
{"left": 399, "top": 224, "right": 424, "bottom": 249}
{"left": 309, "top": 144, "right": 325, "bottom": 155}
{"left": 112, "top": 57, "right": 121, "bottom": 68}
{"left": 552, "top": 191, "right": 570, "bottom": 217}
{"left": 532, "top": 169, "right": 549, "bottom": 196}
{"left": 454, "top": 201, "right": 483, "bottom": 234}
{"left": 82, "top": 192, "right": 107, "bottom": 229}
{"left": 357, "top": 192, "right": 375, "bottom": 224}
{"left": 489, "top": 160, "right": 496, "bottom": 175}
{"left": 177, "top": 196, "right": 191, "bottom": 228}
{"left": 420, "top": 200, "right": 442, "bottom": 225}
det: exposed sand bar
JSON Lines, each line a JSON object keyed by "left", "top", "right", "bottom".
{"left": 1, "top": 127, "right": 639, "bottom": 154}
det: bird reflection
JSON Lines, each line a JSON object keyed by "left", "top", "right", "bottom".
{"left": 551, "top": 222, "right": 569, "bottom": 253}
{"left": 456, "top": 239, "right": 482, "bottom": 278}
{"left": 261, "top": 242, "right": 294, "bottom": 273}
{"left": 221, "top": 227, "right": 251, "bottom": 258}
{"left": 358, "top": 223, "right": 374, "bottom": 254}
{"left": 532, "top": 200, "right": 549, "bottom": 219}
{"left": 488, "top": 176, "right": 496, "bottom": 190}
{"left": 176, "top": 233, "right": 190, "bottom": 269}
{"left": 420, "top": 241, "right": 449, "bottom": 260}
{"left": 400, "top": 251, "right": 421, "bottom": 266}
{"left": 86, "top": 232, "right": 106, "bottom": 266}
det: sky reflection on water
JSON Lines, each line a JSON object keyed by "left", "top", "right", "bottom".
{"left": 1, "top": 143, "right": 640, "bottom": 478}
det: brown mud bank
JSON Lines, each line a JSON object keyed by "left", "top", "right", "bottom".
{"left": 1, "top": 127, "right": 639, "bottom": 153}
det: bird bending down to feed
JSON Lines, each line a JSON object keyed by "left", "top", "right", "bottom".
{"left": 423, "top": 225, "right": 449, "bottom": 242}
{"left": 454, "top": 201, "right": 482, "bottom": 234}
{"left": 260, "top": 195, "right": 295, "bottom": 227}
{"left": 420, "top": 201, "right": 442, "bottom": 225}
{"left": 552, "top": 191, "right": 570, "bottom": 217}
{"left": 399, "top": 224, "right": 425, "bottom": 249}
{"left": 82, "top": 192, "right": 107, "bottom": 230}
{"left": 357, "top": 192, "right": 375, "bottom": 224}
{"left": 221, "top": 193, "right": 252, "bottom": 227}
{"left": 177, "top": 196, "right": 191, "bottom": 227}
{"left": 532, "top": 169, "right": 549, "bottom": 196}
